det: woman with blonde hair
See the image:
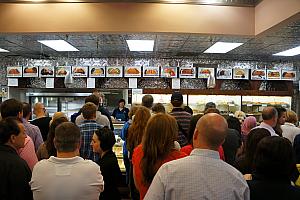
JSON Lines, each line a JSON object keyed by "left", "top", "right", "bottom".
{"left": 132, "top": 113, "right": 187, "bottom": 199}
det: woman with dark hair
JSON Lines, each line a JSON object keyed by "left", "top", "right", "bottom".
{"left": 234, "top": 128, "right": 271, "bottom": 174}
{"left": 91, "top": 126, "right": 122, "bottom": 200}
{"left": 274, "top": 106, "right": 287, "bottom": 137}
{"left": 112, "top": 98, "right": 130, "bottom": 122}
{"left": 247, "top": 136, "right": 300, "bottom": 199}
{"left": 36, "top": 117, "right": 68, "bottom": 160}
{"left": 132, "top": 113, "right": 187, "bottom": 199}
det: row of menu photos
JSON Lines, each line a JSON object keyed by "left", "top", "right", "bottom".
{"left": 6, "top": 66, "right": 296, "bottom": 81}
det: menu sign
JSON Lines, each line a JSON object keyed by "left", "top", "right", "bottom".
{"left": 143, "top": 66, "right": 159, "bottom": 77}
{"left": 7, "top": 66, "right": 22, "bottom": 77}
{"left": 55, "top": 66, "right": 71, "bottom": 77}
{"left": 251, "top": 69, "right": 266, "bottom": 80}
{"left": 72, "top": 66, "right": 88, "bottom": 77}
{"left": 267, "top": 70, "right": 281, "bottom": 80}
{"left": 198, "top": 68, "right": 214, "bottom": 79}
{"left": 161, "top": 67, "right": 177, "bottom": 78}
{"left": 89, "top": 66, "right": 105, "bottom": 77}
{"left": 39, "top": 66, "right": 54, "bottom": 77}
{"left": 179, "top": 67, "right": 196, "bottom": 78}
{"left": 233, "top": 68, "right": 249, "bottom": 80}
{"left": 106, "top": 66, "right": 123, "bottom": 77}
{"left": 124, "top": 66, "right": 142, "bottom": 78}
{"left": 282, "top": 70, "right": 296, "bottom": 81}
{"left": 23, "top": 66, "right": 38, "bottom": 77}
{"left": 216, "top": 68, "right": 232, "bottom": 79}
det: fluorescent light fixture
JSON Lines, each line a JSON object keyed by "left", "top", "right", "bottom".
{"left": 37, "top": 40, "right": 79, "bottom": 52}
{"left": 204, "top": 42, "right": 243, "bottom": 53}
{"left": 0, "top": 48, "right": 9, "bottom": 52}
{"left": 273, "top": 46, "right": 300, "bottom": 56}
{"left": 126, "top": 40, "right": 154, "bottom": 51}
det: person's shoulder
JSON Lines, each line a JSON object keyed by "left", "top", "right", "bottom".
{"left": 78, "top": 159, "right": 101, "bottom": 171}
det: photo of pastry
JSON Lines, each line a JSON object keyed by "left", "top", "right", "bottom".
{"left": 56, "top": 66, "right": 71, "bottom": 77}
{"left": 233, "top": 68, "right": 248, "bottom": 80}
{"left": 106, "top": 66, "right": 123, "bottom": 77}
{"left": 143, "top": 66, "right": 159, "bottom": 77}
{"left": 267, "top": 70, "right": 281, "bottom": 80}
{"left": 124, "top": 66, "right": 141, "bottom": 77}
{"left": 72, "top": 66, "right": 88, "bottom": 77}
{"left": 282, "top": 70, "right": 296, "bottom": 81}
{"left": 251, "top": 69, "right": 266, "bottom": 80}
{"left": 198, "top": 68, "right": 214, "bottom": 79}
{"left": 90, "top": 67, "right": 105, "bottom": 77}
{"left": 7, "top": 66, "right": 22, "bottom": 77}
{"left": 23, "top": 66, "right": 38, "bottom": 77}
{"left": 216, "top": 68, "right": 232, "bottom": 79}
{"left": 39, "top": 66, "right": 54, "bottom": 77}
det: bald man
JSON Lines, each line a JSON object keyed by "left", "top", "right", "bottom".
{"left": 31, "top": 103, "right": 52, "bottom": 141}
{"left": 144, "top": 113, "right": 250, "bottom": 200}
{"left": 253, "top": 106, "right": 278, "bottom": 136}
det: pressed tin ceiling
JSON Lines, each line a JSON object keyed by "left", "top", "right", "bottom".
{"left": 0, "top": 20, "right": 299, "bottom": 62}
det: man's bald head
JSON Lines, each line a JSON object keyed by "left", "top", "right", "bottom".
{"left": 193, "top": 113, "right": 228, "bottom": 150}
{"left": 262, "top": 106, "right": 278, "bottom": 127}
{"left": 33, "top": 102, "right": 46, "bottom": 117}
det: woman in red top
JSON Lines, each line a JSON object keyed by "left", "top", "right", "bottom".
{"left": 132, "top": 113, "right": 187, "bottom": 200}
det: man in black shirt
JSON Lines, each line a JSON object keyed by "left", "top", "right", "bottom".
{"left": 31, "top": 102, "right": 52, "bottom": 141}
{"left": 0, "top": 117, "right": 33, "bottom": 200}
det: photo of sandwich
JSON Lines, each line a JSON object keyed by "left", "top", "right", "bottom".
{"left": 179, "top": 67, "right": 196, "bottom": 78}
{"left": 40, "top": 66, "right": 54, "bottom": 77}
{"left": 106, "top": 66, "right": 123, "bottom": 77}
{"left": 267, "top": 70, "right": 281, "bottom": 80}
{"left": 23, "top": 66, "right": 38, "bottom": 77}
{"left": 216, "top": 68, "right": 232, "bottom": 79}
{"left": 56, "top": 66, "right": 71, "bottom": 77}
{"left": 72, "top": 66, "right": 87, "bottom": 77}
{"left": 282, "top": 70, "right": 296, "bottom": 81}
{"left": 161, "top": 67, "right": 177, "bottom": 77}
{"left": 251, "top": 69, "right": 266, "bottom": 80}
{"left": 143, "top": 66, "right": 159, "bottom": 77}
{"left": 198, "top": 68, "right": 214, "bottom": 79}
{"left": 7, "top": 66, "right": 22, "bottom": 77}
{"left": 233, "top": 68, "right": 248, "bottom": 80}
{"left": 90, "top": 67, "right": 105, "bottom": 77}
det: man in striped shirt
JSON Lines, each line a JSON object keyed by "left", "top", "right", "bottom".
{"left": 169, "top": 92, "right": 191, "bottom": 147}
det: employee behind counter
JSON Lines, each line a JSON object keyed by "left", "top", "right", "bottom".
{"left": 112, "top": 99, "right": 129, "bottom": 122}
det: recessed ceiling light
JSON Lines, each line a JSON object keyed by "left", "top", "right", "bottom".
{"left": 126, "top": 40, "right": 154, "bottom": 52}
{"left": 37, "top": 40, "right": 79, "bottom": 52}
{"left": 204, "top": 42, "right": 243, "bottom": 53}
{"left": 0, "top": 48, "right": 9, "bottom": 52}
{"left": 273, "top": 46, "right": 300, "bottom": 56}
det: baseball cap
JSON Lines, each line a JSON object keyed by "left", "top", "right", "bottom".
{"left": 171, "top": 92, "right": 183, "bottom": 102}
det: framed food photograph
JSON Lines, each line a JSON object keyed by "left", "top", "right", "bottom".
{"left": 161, "top": 67, "right": 177, "bottom": 78}
{"left": 106, "top": 66, "right": 123, "bottom": 77}
{"left": 23, "top": 66, "right": 38, "bottom": 77}
{"left": 39, "top": 66, "right": 55, "bottom": 77}
{"left": 72, "top": 66, "right": 88, "bottom": 77}
{"left": 6, "top": 66, "right": 22, "bottom": 77}
{"left": 233, "top": 68, "right": 249, "bottom": 80}
{"left": 143, "top": 66, "right": 160, "bottom": 77}
{"left": 89, "top": 66, "right": 105, "bottom": 77}
{"left": 198, "top": 68, "right": 214, "bottom": 79}
{"left": 251, "top": 69, "right": 266, "bottom": 80}
{"left": 179, "top": 67, "right": 196, "bottom": 78}
{"left": 216, "top": 68, "right": 232, "bottom": 79}
{"left": 124, "top": 66, "right": 142, "bottom": 78}
{"left": 267, "top": 70, "right": 281, "bottom": 80}
{"left": 55, "top": 66, "right": 71, "bottom": 77}
{"left": 281, "top": 70, "right": 296, "bottom": 81}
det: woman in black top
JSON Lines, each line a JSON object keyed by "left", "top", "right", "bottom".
{"left": 91, "top": 126, "right": 122, "bottom": 200}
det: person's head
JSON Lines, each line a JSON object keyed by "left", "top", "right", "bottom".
{"left": 183, "top": 105, "right": 193, "bottom": 115}
{"left": 127, "top": 106, "right": 151, "bottom": 151}
{"left": 129, "top": 105, "right": 139, "bottom": 120}
{"left": 171, "top": 92, "right": 183, "bottom": 107}
{"left": 262, "top": 107, "right": 278, "bottom": 127}
{"left": 142, "top": 95, "right": 154, "bottom": 109}
{"left": 234, "top": 111, "right": 246, "bottom": 123}
{"left": 46, "top": 117, "right": 68, "bottom": 157}
{"left": 244, "top": 128, "right": 271, "bottom": 163}
{"left": 33, "top": 102, "right": 46, "bottom": 116}
{"left": 50, "top": 112, "right": 68, "bottom": 126}
{"left": 81, "top": 102, "right": 97, "bottom": 120}
{"left": 193, "top": 113, "right": 228, "bottom": 150}
{"left": 92, "top": 90, "right": 105, "bottom": 105}
{"left": 285, "top": 110, "right": 298, "bottom": 125}
{"left": 85, "top": 94, "right": 100, "bottom": 108}
{"left": 118, "top": 99, "right": 125, "bottom": 108}
{"left": 1, "top": 99, "right": 23, "bottom": 119}
{"left": 91, "top": 126, "right": 116, "bottom": 155}
{"left": 275, "top": 107, "right": 287, "bottom": 125}
{"left": 253, "top": 136, "right": 295, "bottom": 179}
{"left": 0, "top": 117, "right": 25, "bottom": 149}
{"left": 141, "top": 113, "right": 178, "bottom": 184}
{"left": 227, "top": 116, "right": 241, "bottom": 134}
{"left": 204, "top": 108, "right": 220, "bottom": 115}
{"left": 241, "top": 116, "right": 257, "bottom": 135}
{"left": 188, "top": 114, "right": 202, "bottom": 144}
{"left": 204, "top": 102, "right": 216, "bottom": 112}
{"left": 152, "top": 103, "right": 166, "bottom": 114}
{"left": 22, "top": 102, "right": 32, "bottom": 120}
{"left": 54, "top": 122, "right": 80, "bottom": 153}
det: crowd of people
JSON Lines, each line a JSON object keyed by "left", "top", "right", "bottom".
{"left": 1, "top": 90, "right": 300, "bottom": 200}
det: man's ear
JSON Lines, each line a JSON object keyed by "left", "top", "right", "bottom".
{"left": 193, "top": 128, "right": 199, "bottom": 141}
{"left": 53, "top": 137, "right": 57, "bottom": 149}
{"left": 10, "top": 134, "right": 17, "bottom": 144}
{"left": 18, "top": 111, "right": 23, "bottom": 119}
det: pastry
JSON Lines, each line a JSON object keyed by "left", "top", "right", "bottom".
{"left": 57, "top": 68, "right": 67, "bottom": 75}
{"left": 145, "top": 69, "right": 157, "bottom": 75}
{"left": 283, "top": 72, "right": 295, "bottom": 78}
{"left": 91, "top": 68, "right": 104, "bottom": 75}
{"left": 268, "top": 71, "right": 280, "bottom": 77}
{"left": 252, "top": 70, "right": 265, "bottom": 76}
{"left": 8, "top": 68, "right": 20, "bottom": 75}
{"left": 24, "top": 67, "right": 37, "bottom": 73}
{"left": 108, "top": 68, "right": 120, "bottom": 74}
{"left": 126, "top": 68, "right": 140, "bottom": 74}
{"left": 200, "top": 69, "right": 211, "bottom": 74}
{"left": 73, "top": 67, "right": 85, "bottom": 74}
{"left": 181, "top": 69, "right": 193, "bottom": 74}
{"left": 41, "top": 68, "right": 54, "bottom": 75}
{"left": 235, "top": 69, "right": 245, "bottom": 76}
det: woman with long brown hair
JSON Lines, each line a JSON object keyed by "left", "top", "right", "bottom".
{"left": 127, "top": 106, "right": 151, "bottom": 200}
{"left": 132, "top": 113, "right": 187, "bottom": 199}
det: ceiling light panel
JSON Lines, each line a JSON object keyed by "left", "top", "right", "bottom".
{"left": 204, "top": 42, "right": 243, "bottom": 53}
{"left": 0, "top": 48, "right": 9, "bottom": 52}
{"left": 37, "top": 40, "right": 79, "bottom": 51}
{"left": 126, "top": 40, "right": 154, "bottom": 51}
{"left": 273, "top": 46, "right": 300, "bottom": 56}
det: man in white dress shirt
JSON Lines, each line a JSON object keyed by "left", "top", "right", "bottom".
{"left": 30, "top": 122, "right": 104, "bottom": 200}
{"left": 254, "top": 106, "right": 278, "bottom": 136}
{"left": 144, "top": 113, "right": 250, "bottom": 200}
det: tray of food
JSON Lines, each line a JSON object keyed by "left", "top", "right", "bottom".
{"left": 7, "top": 66, "right": 22, "bottom": 77}
{"left": 106, "top": 66, "right": 123, "bottom": 77}
{"left": 251, "top": 69, "right": 266, "bottom": 80}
